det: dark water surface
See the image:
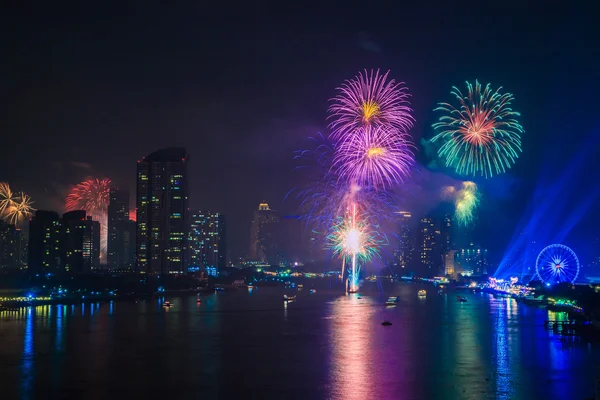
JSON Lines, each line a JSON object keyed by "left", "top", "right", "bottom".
{"left": 0, "top": 284, "right": 598, "bottom": 399}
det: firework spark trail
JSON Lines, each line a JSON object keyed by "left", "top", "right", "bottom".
{"left": 4, "top": 192, "right": 34, "bottom": 225}
{"left": 0, "top": 182, "right": 16, "bottom": 215}
{"left": 328, "top": 69, "right": 414, "bottom": 140}
{"left": 291, "top": 134, "right": 399, "bottom": 243}
{"left": 326, "top": 202, "right": 380, "bottom": 292}
{"left": 0, "top": 183, "right": 34, "bottom": 226}
{"left": 333, "top": 125, "right": 414, "bottom": 189}
{"left": 294, "top": 70, "right": 416, "bottom": 292}
{"left": 431, "top": 80, "right": 524, "bottom": 178}
{"left": 443, "top": 181, "right": 480, "bottom": 226}
{"left": 66, "top": 178, "right": 111, "bottom": 263}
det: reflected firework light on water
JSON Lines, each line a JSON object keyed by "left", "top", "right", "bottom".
{"left": 65, "top": 178, "right": 111, "bottom": 263}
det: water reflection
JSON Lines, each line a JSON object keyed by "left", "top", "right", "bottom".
{"left": 329, "top": 296, "right": 372, "bottom": 400}
{"left": 493, "top": 298, "right": 514, "bottom": 399}
{"left": 20, "top": 307, "right": 34, "bottom": 400}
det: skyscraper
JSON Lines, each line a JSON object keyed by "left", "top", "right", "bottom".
{"left": 136, "top": 147, "right": 189, "bottom": 275}
{"left": 249, "top": 202, "right": 281, "bottom": 265}
{"left": 189, "top": 210, "right": 227, "bottom": 271}
{"left": 455, "top": 243, "right": 489, "bottom": 276}
{"left": 108, "top": 186, "right": 133, "bottom": 268}
{"left": 418, "top": 216, "right": 440, "bottom": 277}
{"left": 439, "top": 213, "right": 453, "bottom": 255}
{"left": 28, "top": 210, "right": 62, "bottom": 274}
{"left": 0, "top": 220, "right": 25, "bottom": 270}
{"left": 62, "top": 211, "right": 100, "bottom": 273}
{"left": 393, "top": 211, "right": 415, "bottom": 272}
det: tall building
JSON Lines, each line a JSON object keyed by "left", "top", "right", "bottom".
{"left": 249, "top": 202, "right": 281, "bottom": 265}
{"left": 444, "top": 250, "right": 457, "bottom": 276}
{"left": 455, "top": 243, "right": 489, "bottom": 276}
{"left": 136, "top": 147, "right": 189, "bottom": 275}
{"left": 0, "top": 220, "right": 25, "bottom": 270}
{"left": 108, "top": 187, "right": 134, "bottom": 268}
{"left": 62, "top": 211, "right": 100, "bottom": 273}
{"left": 28, "top": 210, "right": 62, "bottom": 274}
{"left": 393, "top": 211, "right": 415, "bottom": 272}
{"left": 439, "top": 213, "right": 453, "bottom": 255}
{"left": 189, "top": 210, "right": 227, "bottom": 271}
{"left": 418, "top": 216, "right": 440, "bottom": 277}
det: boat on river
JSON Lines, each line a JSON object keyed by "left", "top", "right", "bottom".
{"left": 386, "top": 296, "right": 399, "bottom": 305}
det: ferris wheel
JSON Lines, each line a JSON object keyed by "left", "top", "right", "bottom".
{"left": 535, "top": 244, "right": 580, "bottom": 285}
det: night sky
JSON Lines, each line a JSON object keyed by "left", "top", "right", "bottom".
{"left": 2, "top": 2, "right": 599, "bottom": 265}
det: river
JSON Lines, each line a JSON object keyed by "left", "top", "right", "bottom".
{"left": 0, "top": 283, "right": 598, "bottom": 399}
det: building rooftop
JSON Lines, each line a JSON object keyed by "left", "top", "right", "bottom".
{"left": 142, "top": 147, "right": 188, "bottom": 163}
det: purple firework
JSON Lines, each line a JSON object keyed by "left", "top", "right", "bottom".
{"left": 328, "top": 69, "right": 414, "bottom": 140}
{"left": 333, "top": 125, "right": 414, "bottom": 189}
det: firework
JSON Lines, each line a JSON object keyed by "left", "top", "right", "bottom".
{"left": 0, "top": 182, "right": 16, "bottom": 215}
{"left": 326, "top": 203, "right": 378, "bottom": 292}
{"left": 454, "top": 181, "right": 480, "bottom": 226}
{"left": 333, "top": 125, "right": 414, "bottom": 189}
{"left": 66, "top": 178, "right": 111, "bottom": 213}
{"left": 291, "top": 134, "right": 399, "bottom": 239}
{"left": 4, "top": 192, "right": 34, "bottom": 225}
{"left": 328, "top": 69, "right": 414, "bottom": 140}
{"left": 431, "top": 80, "right": 524, "bottom": 178}
{"left": 66, "top": 178, "right": 111, "bottom": 263}
{"left": 0, "top": 183, "right": 34, "bottom": 226}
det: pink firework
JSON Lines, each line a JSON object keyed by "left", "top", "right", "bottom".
{"left": 328, "top": 69, "right": 414, "bottom": 140}
{"left": 66, "top": 178, "right": 111, "bottom": 263}
{"left": 332, "top": 125, "right": 414, "bottom": 189}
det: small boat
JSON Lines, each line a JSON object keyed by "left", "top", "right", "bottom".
{"left": 297, "top": 284, "right": 304, "bottom": 289}
{"left": 214, "top": 287, "right": 224, "bottom": 292}
{"left": 458, "top": 296, "right": 467, "bottom": 302}
{"left": 247, "top": 284, "right": 253, "bottom": 289}
{"left": 381, "top": 320, "right": 392, "bottom": 326}
{"left": 283, "top": 295, "right": 296, "bottom": 301}
{"left": 309, "top": 289, "right": 316, "bottom": 294}
{"left": 418, "top": 290, "right": 426, "bottom": 297}
{"left": 163, "top": 301, "right": 172, "bottom": 308}
{"left": 386, "top": 296, "right": 399, "bottom": 305}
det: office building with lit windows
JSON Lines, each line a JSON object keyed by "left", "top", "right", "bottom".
{"left": 0, "top": 220, "right": 26, "bottom": 270}
{"left": 108, "top": 187, "right": 135, "bottom": 268}
{"left": 136, "top": 147, "right": 189, "bottom": 275}
{"left": 189, "top": 210, "right": 227, "bottom": 271}
{"left": 28, "top": 210, "right": 62, "bottom": 274}
{"left": 62, "top": 210, "right": 101, "bottom": 273}
{"left": 249, "top": 202, "right": 281, "bottom": 265}
{"left": 418, "top": 216, "right": 440, "bottom": 277}
{"left": 393, "top": 211, "right": 415, "bottom": 271}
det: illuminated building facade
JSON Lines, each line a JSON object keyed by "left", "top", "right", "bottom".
{"left": 444, "top": 250, "right": 457, "bottom": 276}
{"left": 0, "top": 220, "right": 25, "bottom": 270}
{"left": 28, "top": 210, "right": 62, "bottom": 274}
{"left": 189, "top": 210, "right": 227, "bottom": 271}
{"left": 455, "top": 243, "right": 489, "bottom": 276}
{"left": 418, "top": 216, "right": 440, "bottom": 277}
{"left": 249, "top": 202, "right": 281, "bottom": 265}
{"left": 393, "top": 211, "right": 415, "bottom": 271}
{"left": 136, "top": 147, "right": 189, "bottom": 274}
{"left": 62, "top": 210, "right": 100, "bottom": 273}
{"left": 108, "top": 187, "right": 134, "bottom": 268}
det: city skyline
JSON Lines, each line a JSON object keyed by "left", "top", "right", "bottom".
{"left": 1, "top": 3, "right": 599, "bottom": 269}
